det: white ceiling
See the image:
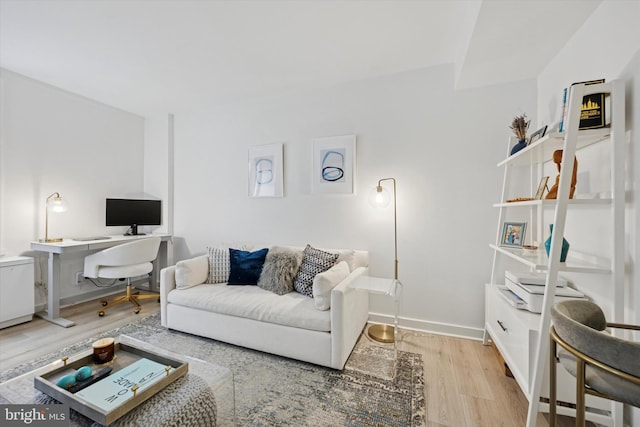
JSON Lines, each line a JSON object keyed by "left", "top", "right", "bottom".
{"left": 0, "top": 0, "right": 602, "bottom": 117}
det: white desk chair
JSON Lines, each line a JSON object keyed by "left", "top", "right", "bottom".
{"left": 83, "top": 237, "right": 161, "bottom": 316}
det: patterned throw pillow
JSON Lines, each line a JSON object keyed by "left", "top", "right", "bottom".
{"left": 257, "top": 247, "right": 304, "bottom": 295}
{"left": 293, "top": 244, "right": 339, "bottom": 297}
{"left": 206, "top": 247, "right": 230, "bottom": 283}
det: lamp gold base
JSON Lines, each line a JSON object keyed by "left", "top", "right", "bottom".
{"left": 39, "top": 238, "right": 63, "bottom": 243}
{"left": 368, "top": 324, "right": 395, "bottom": 343}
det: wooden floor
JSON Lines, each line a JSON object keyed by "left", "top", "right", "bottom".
{"left": 0, "top": 296, "right": 580, "bottom": 426}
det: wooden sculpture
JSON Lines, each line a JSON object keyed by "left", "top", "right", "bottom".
{"left": 545, "top": 149, "right": 577, "bottom": 199}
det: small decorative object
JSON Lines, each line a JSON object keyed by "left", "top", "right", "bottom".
{"left": 545, "top": 150, "right": 577, "bottom": 199}
{"left": 545, "top": 224, "right": 570, "bottom": 262}
{"left": 509, "top": 114, "right": 530, "bottom": 155}
{"left": 500, "top": 222, "right": 527, "bottom": 248}
{"left": 92, "top": 337, "right": 115, "bottom": 364}
{"left": 248, "top": 143, "right": 283, "bottom": 197}
{"left": 528, "top": 125, "right": 547, "bottom": 145}
{"left": 506, "top": 197, "right": 534, "bottom": 203}
{"left": 535, "top": 176, "right": 550, "bottom": 199}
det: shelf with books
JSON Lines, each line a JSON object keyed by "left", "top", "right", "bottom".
{"left": 497, "top": 127, "right": 611, "bottom": 168}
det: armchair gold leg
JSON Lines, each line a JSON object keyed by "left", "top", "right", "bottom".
{"left": 576, "top": 359, "right": 586, "bottom": 427}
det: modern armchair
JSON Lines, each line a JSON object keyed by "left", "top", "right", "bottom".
{"left": 549, "top": 299, "right": 640, "bottom": 426}
{"left": 83, "top": 237, "right": 161, "bottom": 316}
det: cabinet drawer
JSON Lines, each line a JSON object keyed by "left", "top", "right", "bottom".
{"left": 486, "top": 285, "right": 535, "bottom": 392}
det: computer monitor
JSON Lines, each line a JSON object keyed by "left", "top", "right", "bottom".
{"left": 105, "top": 198, "right": 161, "bottom": 236}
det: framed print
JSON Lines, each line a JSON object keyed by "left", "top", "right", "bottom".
{"left": 312, "top": 135, "right": 356, "bottom": 194}
{"left": 248, "top": 143, "right": 283, "bottom": 197}
{"left": 535, "top": 176, "right": 550, "bottom": 199}
{"left": 528, "top": 125, "right": 547, "bottom": 145}
{"left": 500, "top": 222, "right": 527, "bottom": 248}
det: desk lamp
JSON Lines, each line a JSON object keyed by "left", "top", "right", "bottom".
{"left": 368, "top": 177, "right": 400, "bottom": 342}
{"left": 41, "top": 192, "right": 68, "bottom": 243}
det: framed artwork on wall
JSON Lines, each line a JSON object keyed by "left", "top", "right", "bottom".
{"left": 311, "top": 135, "right": 356, "bottom": 194}
{"left": 248, "top": 143, "right": 283, "bottom": 198}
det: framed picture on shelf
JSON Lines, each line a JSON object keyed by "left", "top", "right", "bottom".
{"left": 535, "top": 176, "right": 550, "bottom": 199}
{"left": 500, "top": 222, "right": 527, "bottom": 248}
{"left": 248, "top": 143, "right": 284, "bottom": 198}
{"left": 311, "top": 134, "right": 356, "bottom": 194}
{"left": 528, "top": 125, "right": 547, "bottom": 145}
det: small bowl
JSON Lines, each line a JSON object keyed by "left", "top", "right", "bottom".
{"left": 522, "top": 244, "right": 539, "bottom": 253}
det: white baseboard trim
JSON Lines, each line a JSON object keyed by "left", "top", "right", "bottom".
{"left": 368, "top": 312, "right": 485, "bottom": 341}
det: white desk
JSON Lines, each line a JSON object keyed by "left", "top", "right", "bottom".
{"left": 30, "top": 234, "right": 172, "bottom": 328}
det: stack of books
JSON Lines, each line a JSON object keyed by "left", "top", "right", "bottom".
{"left": 501, "top": 271, "right": 584, "bottom": 313}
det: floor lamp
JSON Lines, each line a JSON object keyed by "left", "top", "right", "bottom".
{"left": 369, "top": 177, "right": 400, "bottom": 343}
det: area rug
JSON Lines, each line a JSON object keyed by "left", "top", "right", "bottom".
{"left": 0, "top": 314, "right": 425, "bottom": 426}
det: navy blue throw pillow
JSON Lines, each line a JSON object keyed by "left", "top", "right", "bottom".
{"left": 227, "top": 248, "right": 269, "bottom": 285}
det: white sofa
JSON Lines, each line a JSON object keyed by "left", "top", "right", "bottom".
{"left": 160, "top": 246, "right": 369, "bottom": 369}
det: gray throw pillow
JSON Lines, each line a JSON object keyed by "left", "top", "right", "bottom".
{"left": 257, "top": 247, "right": 304, "bottom": 295}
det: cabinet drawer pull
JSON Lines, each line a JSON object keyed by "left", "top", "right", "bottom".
{"left": 497, "top": 320, "right": 508, "bottom": 332}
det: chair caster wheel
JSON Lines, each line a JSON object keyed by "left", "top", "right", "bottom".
{"left": 101, "top": 301, "right": 108, "bottom": 306}
{"left": 98, "top": 311, "right": 105, "bottom": 317}
{"left": 134, "top": 307, "right": 141, "bottom": 314}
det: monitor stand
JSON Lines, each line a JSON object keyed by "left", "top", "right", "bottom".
{"left": 125, "top": 225, "right": 146, "bottom": 236}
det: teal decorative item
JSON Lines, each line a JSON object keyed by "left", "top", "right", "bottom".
{"left": 545, "top": 224, "right": 570, "bottom": 262}
{"left": 56, "top": 374, "right": 76, "bottom": 389}
{"left": 75, "top": 366, "right": 93, "bottom": 381}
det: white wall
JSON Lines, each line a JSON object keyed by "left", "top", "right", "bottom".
{"left": 0, "top": 69, "right": 145, "bottom": 305}
{"left": 171, "top": 64, "right": 536, "bottom": 338}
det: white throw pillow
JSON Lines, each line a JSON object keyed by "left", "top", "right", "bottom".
{"left": 207, "top": 247, "right": 230, "bottom": 284}
{"left": 312, "top": 261, "right": 350, "bottom": 310}
{"left": 175, "top": 255, "right": 209, "bottom": 289}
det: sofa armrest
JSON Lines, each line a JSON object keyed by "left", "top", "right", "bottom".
{"left": 160, "top": 265, "right": 176, "bottom": 327}
{"left": 330, "top": 266, "right": 369, "bottom": 368}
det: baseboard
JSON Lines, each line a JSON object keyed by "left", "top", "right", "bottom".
{"left": 368, "top": 312, "right": 485, "bottom": 341}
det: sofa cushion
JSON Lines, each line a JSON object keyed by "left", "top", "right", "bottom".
{"left": 257, "top": 246, "right": 304, "bottom": 295}
{"left": 206, "top": 247, "right": 230, "bottom": 284}
{"left": 312, "top": 261, "right": 350, "bottom": 310}
{"left": 167, "top": 284, "right": 331, "bottom": 332}
{"left": 228, "top": 248, "right": 269, "bottom": 285}
{"left": 294, "top": 245, "right": 339, "bottom": 297}
{"left": 175, "top": 255, "right": 209, "bottom": 289}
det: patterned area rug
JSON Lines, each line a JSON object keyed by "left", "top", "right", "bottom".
{"left": 0, "top": 314, "right": 425, "bottom": 426}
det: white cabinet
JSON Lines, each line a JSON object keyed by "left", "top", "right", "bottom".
{"left": 483, "top": 80, "right": 626, "bottom": 426}
{"left": 0, "top": 256, "right": 35, "bottom": 329}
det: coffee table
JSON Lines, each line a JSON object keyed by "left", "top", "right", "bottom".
{"left": 0, "top": 335, "right": 235, "bottom": 426}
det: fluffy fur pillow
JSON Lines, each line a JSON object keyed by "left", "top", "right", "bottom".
{"left": 258, "top": 247, "right": 304, "bottom": 295}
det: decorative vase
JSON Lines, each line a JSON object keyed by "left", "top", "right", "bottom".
{"left": 510, "top": 138, "right": 527, "bottom": 155}
{"left": 544, "top": 224, "right": 570, "bottom": 262}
